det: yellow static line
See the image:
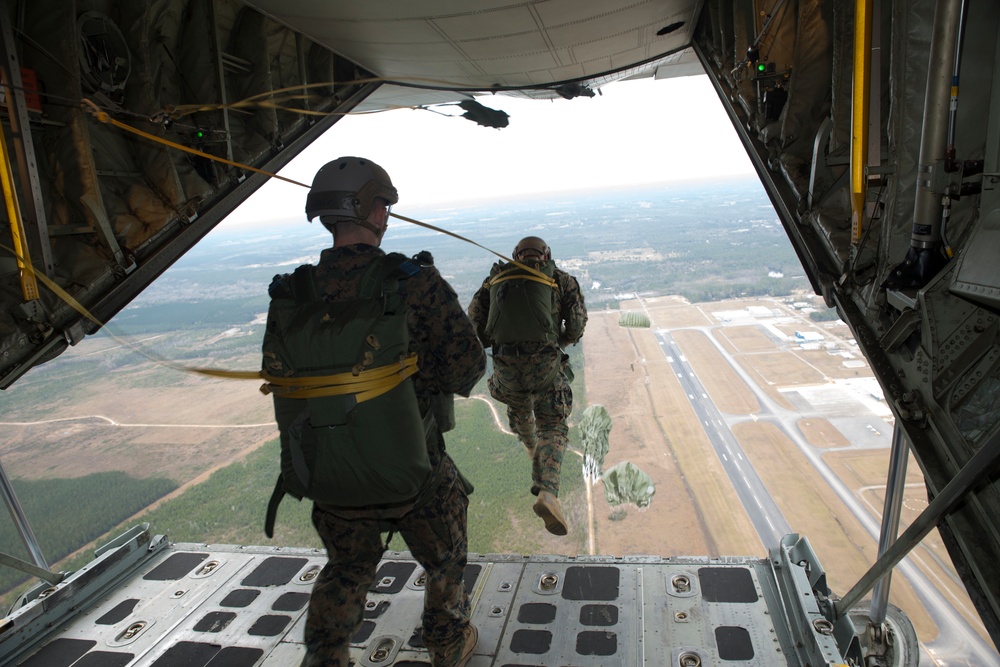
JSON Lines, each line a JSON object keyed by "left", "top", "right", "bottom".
{"left": 850, "top": 0, "right": 873, "bottom": 243}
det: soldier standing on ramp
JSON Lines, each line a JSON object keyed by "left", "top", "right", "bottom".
{"left": 262, "top": 157, "right": 485, "bottom": 667}
{"left": 468, "top": 236, "right": 587, "bottom": 536}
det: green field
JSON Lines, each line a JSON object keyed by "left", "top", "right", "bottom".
{"left": 1, "top": 387, "right": 589, "bottom": 610}
{"left": 115, "top": 395, "right": 585, "bottom": 554}
{"left": 0, "top": 473, "right": 177, "bottom": 605}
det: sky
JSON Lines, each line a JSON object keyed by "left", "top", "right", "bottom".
{"left": 223, "top": 74, "right": 757, "bottom": 230}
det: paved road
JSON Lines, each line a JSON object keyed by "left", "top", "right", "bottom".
{"left": 656, "top": 333, "right": 789, "bottom": 546}
{"left": 634, "top": 294, "right": 999, "bottom": 666}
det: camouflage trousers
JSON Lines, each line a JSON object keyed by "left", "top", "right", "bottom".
{"left": 489, "top": 349, "right": 573, "bottom": 497}
{"left": 301, "top": 458, "right": 471, "bottom": 667}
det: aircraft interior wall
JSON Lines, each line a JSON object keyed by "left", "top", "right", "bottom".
{"left": 0, "top": 0, "right": 375, "bottom": 388}
{"left": 693, "top": 0, "right": 1000, "bottom": 646}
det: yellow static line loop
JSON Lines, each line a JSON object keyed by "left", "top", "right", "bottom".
{"left": 260, "top": 354, "right": 418, "bottom": 402}
{"left": 850, "top": 0, "right": 874, "bottom": 243}
{"left": 168, "top": 76, "right": 484, "bottom": 118}
{"left": 81, "top": 99, "right": 311, "bottom": 189}
{"left": 489, "top": 266, "right": 557, "bottom": 290}
{"left": 0, "top": 107, "right": 38, "bottom": 301}
{"left": 2, "top": 101, "right": 537, "bottom": 389}
{"left": 81, "top": 101, "right": 535, "bottom": 280}
{"left": 389, "top": 212, "right": 551, "bottom": 282}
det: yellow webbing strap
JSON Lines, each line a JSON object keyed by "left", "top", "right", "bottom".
{"left": 81, "top": 99, "right": 311, "bottom": 189}
{"left": 0, "top": 107, "right": 38, "bottom": 301}
{"left": 488, "top": 266, "right": 558, "bottom": 289}
{"left": 167, "top": 76, "right": 486, "bottom": 118}
{"left": 850, "top": 0, "right": 873, "bottom": 243}
{"left": 0, "top": 101, "right": 548, "bottom": 386}
{"left": 260, "top": 353, "right": 418, "bottom": 402}
{"left": 81, "top": 100, "right": 536, "bottom": 277}
{"left": 390, "top": 211, "right": 550, "bottom": 282}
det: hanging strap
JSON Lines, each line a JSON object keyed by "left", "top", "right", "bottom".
{"left": 260, "top": 353, "right": 418, "bottom": 401}
{"left": 488, "top": 265, "right": 558, "bottom": 289}
{"left": 264, "top": 475, "right": 285, "bottom": 539}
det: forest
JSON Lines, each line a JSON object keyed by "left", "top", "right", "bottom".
{"left": 1, "top": 383, "right": 589, "bottom": 609}
{"left": 0, "top": 473, "right": 176, "bottom": 600}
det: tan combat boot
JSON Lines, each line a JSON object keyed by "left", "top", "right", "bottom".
{"left": 456, "top": 624, "right": 478, "bottom": 667}
{"left": 533, "top": 491, "right": 568, "bottom": 536}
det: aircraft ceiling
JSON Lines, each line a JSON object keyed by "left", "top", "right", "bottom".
{"left": 243, "top": 0, "right": 705, "bottom": 109}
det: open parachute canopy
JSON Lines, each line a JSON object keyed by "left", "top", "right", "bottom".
{"left": 601, "top": 461, "right": 655, "bottom": 509}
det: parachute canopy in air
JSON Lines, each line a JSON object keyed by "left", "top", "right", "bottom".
{"left": 602, "top": 461, "right": 655, "bottom": 508}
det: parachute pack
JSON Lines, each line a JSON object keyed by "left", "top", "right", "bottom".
{"left": 260, "top": 252, "right": 433, "bottom": 536}
{"left": 484, "top": 259, "right": 560, "bottom": 346}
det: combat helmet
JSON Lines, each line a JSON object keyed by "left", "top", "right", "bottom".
{"left": 514, "top": 236, "right": 551, "bottom": 260}
{"left": 305, "top": 157, "right": 398, "bottom": 225}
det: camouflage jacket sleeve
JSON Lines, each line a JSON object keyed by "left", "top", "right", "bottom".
{"left": 466, "top": 278, "right": 492, "bottom": 348}
{"left": 406, "top": 262, "right": 486, "bottom": 399}
{"left": 555, "top": 268, "right": 587, "bottom": 347}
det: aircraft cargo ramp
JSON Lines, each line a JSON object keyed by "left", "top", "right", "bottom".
{"left": 0, "top": 525, "right": 917, "bottom": 667}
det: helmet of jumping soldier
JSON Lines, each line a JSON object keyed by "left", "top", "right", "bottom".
{"left": 305, "top": 156, "right": 398, "bottom": 223}
{"left": 514, "top": 236, "right": 551, "bottom": 261}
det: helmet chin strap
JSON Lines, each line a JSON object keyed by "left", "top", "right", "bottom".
{"left": 356, "top": 218, "right": 383, "bottom": 238}
{"left": 356, "top": 209, "right": 389, "bottom": 242}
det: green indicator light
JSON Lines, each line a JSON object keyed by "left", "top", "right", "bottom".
{"left": 757, "top": 63, "right": 766, "bottom": 73}
{"left": 196, "top": 131, "right": 205, "bottom": 138}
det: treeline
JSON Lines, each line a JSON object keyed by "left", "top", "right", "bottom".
{"left": 676, "top": 278, "right": 801, "bottom": 303}
{"left": 1, "top": 365, "right": 589, "bottom": 609}
{"left": 126, "top": 438, "right": 319, "bottom": 549}
{"left": 809, "top": 307, "right": 842, "bottom": 322}
{"left": 106, "top": 296, "right": 266, "bottom": 334}
{"left": 0, "top": 472, "right": 176, "bottom": 599}
{"left": 107, "top": 398, "right": 584, "bottom": 556}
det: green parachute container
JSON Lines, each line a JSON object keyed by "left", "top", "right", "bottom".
{"left": 581, "top": 404, "right": 612, "bottom": 482}
{"left": 602, "top": 461, "right": 655, "bottom": 508}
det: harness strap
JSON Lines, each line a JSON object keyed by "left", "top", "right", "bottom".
{"left": 260, "top": 353, "right": 418, "bottom": 401}
{"left": 488, "top": 262, "right": 556, "bottom": 286}
{"left": 264, "top": 475, "right": 285, "bottom": 538}
{"left": 488, "top": 266, "right": 558, "bottom": 289}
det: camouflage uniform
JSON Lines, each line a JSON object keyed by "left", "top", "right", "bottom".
{"left": 270, "top": 244, "right": 485, "bottom": 667}
{"left": 468, "top": 265, "right": 587, "bottom": 497}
